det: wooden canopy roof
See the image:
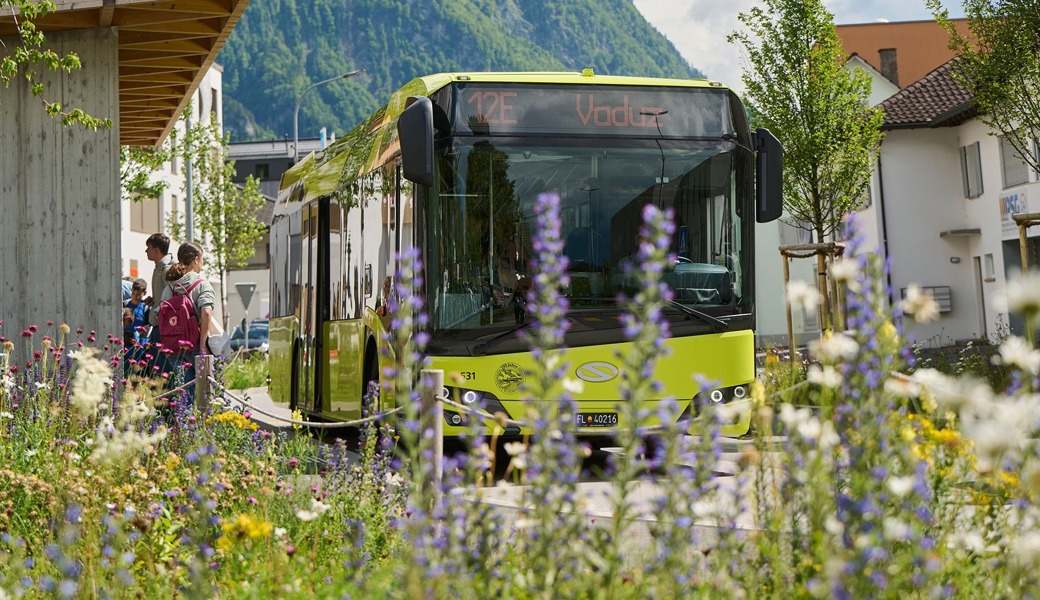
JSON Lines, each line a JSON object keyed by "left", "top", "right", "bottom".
{"left": 0, "top": 0, "right": 249, "bottom": 146}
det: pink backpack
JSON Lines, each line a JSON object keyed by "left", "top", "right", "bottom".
{"left": 158, "top": 279, "right": 203, "bottom": 353}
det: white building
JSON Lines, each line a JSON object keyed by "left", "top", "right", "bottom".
{"left": 120, "top": 65, "right": 225, "bottom": 324}
{"left": 857, "top": 58, "right": 1039, "bottom": 345}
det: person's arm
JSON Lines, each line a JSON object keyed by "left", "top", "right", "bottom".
{"left": 199, "top": 307, "right": 212, "bottom": 354}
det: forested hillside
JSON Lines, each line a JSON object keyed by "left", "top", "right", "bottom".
{"left": 218, "top": 0, "right": 702, "bottom": 141}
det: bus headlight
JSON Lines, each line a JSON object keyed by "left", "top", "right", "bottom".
{"left": 695, "top": 384, "right": 750, "bottom": 408}
{"left": 442, "top": 387, "right": 511, "bottom": 427}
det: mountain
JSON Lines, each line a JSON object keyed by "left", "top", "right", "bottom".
{"left": 217, "top": 0, "right": 703, "bottom": 142}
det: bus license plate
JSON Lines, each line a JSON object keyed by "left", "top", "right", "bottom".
{"left": 576, "top": 412, "right": 618, "bottom": 428}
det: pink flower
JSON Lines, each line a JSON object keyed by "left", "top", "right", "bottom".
{"left": 288, "top": 457, "right": 299, "bottom": 468}
{"left": 286, "top": 545, "right": 296, "bottom": 557}
{"left": 77, "top": 341, "right": 84, "bottom": 347}
{"left": 20, "top": 330, "right": 31, "bottom": 338}
{"left": 87, "top": 336, "right": 96, "bottom": 343}
{"left": 46, "top": 320, "right": 53, "bottom": 326}
{"left": 76, "top": 328, "right": 83, "bottom": 334}
{"left": 28, "top": 325, "right": 37, "bottom": 333}
{"left": 248, "top": 496, "right": 257, "bottom": 504}
{"left": 187, "top": 416, "right": 197, "bottom": 424}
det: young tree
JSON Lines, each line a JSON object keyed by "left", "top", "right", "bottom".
{"left": 729, "top": 0, "right": 884, "bottom": 245}
{"left": 1, "top": 0, "right": 110, "bottom": 129}
{"left": 930, "top": 0, "right": 1040, "bottom": 174}
{"left": 168, "top": 114, "right": 266, "bottom": 326}
{"left": 729, "top": 0, "right": 884, "bottom": 332}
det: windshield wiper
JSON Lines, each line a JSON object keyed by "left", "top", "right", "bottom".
{"left": 471, "top": 320, "right": 534, "bottom": 356}
{"left": 665, "top": 299, "right": 729, "bottom": 332}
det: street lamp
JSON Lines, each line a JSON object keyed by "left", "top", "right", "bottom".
{"left": 293, "top": 69, "right": 365, "bottom": 163}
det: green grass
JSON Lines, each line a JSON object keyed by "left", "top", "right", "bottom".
{"left": 222, "top": 351, "right": 269, "bottom": 389}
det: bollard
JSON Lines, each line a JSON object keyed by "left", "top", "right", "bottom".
{"left": 195, "top": 354, "right": 214, "bottom": 413}
{"left": 420, "top": 369, "right": 444, "bottom": 501}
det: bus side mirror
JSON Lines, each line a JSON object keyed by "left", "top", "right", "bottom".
{"left": 398, "top": 96, "right": 435, "bottom": 187}
{"left": 754, "top": 127, "right": 783, "bottom": 223}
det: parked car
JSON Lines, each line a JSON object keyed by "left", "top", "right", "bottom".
{"left": 229, "top": 322, "right": 269, "bottom": 352}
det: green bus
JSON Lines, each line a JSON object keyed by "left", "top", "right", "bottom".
{"left": 269, "top": 70, "right": 781, "bottom": 436}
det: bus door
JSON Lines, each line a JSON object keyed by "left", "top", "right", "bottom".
{"left": 298, "top": 202, "right": 320, "bottom": 412}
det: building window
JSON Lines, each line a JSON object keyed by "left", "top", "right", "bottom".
{"left": 129, "top": 259, "right": 139, "bottom": 278}
{"left": 960, "top": 141, "right": 983, "bottom": 198}
{"left": 255, "top": 163, "right": 270, "bottom": 180}
{"left": 130, "top": 197, "right": 160, "bottom": 233}
{"left": 170, "top": 153, "right": 178, "bottom": 174}
{"left": 1001, "top": 135, "right": 1030, "bottom": 188}
{"left": 244, "top": 233, "right": 270, "bottom": 269}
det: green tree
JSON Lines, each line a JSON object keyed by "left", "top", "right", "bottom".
{"left": 0, "top": 0, "right": 111, "bottom": 129}
{"left": 930, "top": 0, "right": 1040, "bottom": 174}
{"left": 120, "top": 145, "right": 172, "bottom": 202}
{"left": 729, "top": 0, "right": 884, "bottom": 245}
{"left": 168, "top": 112, "right": 267, "bottom": 326}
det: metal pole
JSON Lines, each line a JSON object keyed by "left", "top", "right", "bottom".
{"left": 293, "top": 69, "right": 365, "bottom": 164}
{"left": 185, "top": 110, "right": 193, "bottom": 242}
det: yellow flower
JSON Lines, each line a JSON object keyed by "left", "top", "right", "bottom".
{"left": 165, "top": 452, "right": 181, "bottom": 472}
{"left": 221, "top": 513, "right": 273, "bottom": 541}
{"left": 207, "top": 411, "right": 259, "bottom": 432}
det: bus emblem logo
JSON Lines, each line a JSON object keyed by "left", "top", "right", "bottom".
{"left": 495, "top": 362, "right": 526, "bottom": 394}
{"left": 576, "top": 362, "right": 619, "bottom": 383}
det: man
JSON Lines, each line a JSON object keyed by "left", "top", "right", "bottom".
{"left": 144, "top": 233, "right": 173, "bottom": 372}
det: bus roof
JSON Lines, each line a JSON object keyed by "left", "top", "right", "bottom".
{"left": 276, "top": 70, "right": 731, "bottom": 215}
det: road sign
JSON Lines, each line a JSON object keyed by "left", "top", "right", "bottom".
{"left": 235, "top": 283, "right": 257, "bottom": 312}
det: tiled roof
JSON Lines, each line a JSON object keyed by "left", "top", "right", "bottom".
{"left": 880, "top": 58, "right": 977, "bottom": 129}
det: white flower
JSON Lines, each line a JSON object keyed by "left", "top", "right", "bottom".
{"left": 1006, "top": 271, "right": 1040, "bottom": 315}
{"left": 786, "top": 280, "right": 820, "bottom": 312}
{"left": 1009, "top": 532, "right": 1040, "bottom": 566}
{"left": 796, "top": 416, "right": 822, "bottom": 442}
{"left": 69, "top": 349, "right": 113, "bottom": 421}
{"left": 818, "top": 422, "right": 840, "bottom": 450}
{"left": 911, "top": 369, "right": 990, "bottom": 413}
{"left": 807, "top": 365, "right": 842, "bottom": 388}
{"left": 778, "top": 404, "right": 811, "bottom": 429}
{"left": 0, "top": 374, "right": 14, "bottom": 392}
{"left": 561, "top": 378, "right": 584, "bottom": 395}
{"left": 503, "top": 441, "right": 527, "bottom": 457}
{"left": 883, "top": 517, "right": 912, "bottom": 541}
{"left": 829, "top": 259, "right": 861, "bottom": 292}
{"left": 900, "top": 284, "right": 940, "bottom": 323}
{"left": 883, "top": 374, "right": 920, "bottom": 399}
{"left": 385, "top": 471, "right": 405, "bottom": 487}
{"left": 274, "top": 527, "right": 287, "bottom": 539}
{"left": 994, "top": 336, "right": 1040, "bottom": 375}
{"left": 295, "top": 498, "right": 331, "bottom": 522}
{"left": 887, "top": 475, "right": 915, "bottom": 498}
{"left": 0, "top": 412, "right": 13, "bottom": 419}
{"left": 33, "top": 382, "right": 47, "bottom": 390}
{"left": 24, "top": 449, "right": 36, "bottom": 458}
{"left": 809, "top": 333, "right": 859, "bottom": 363}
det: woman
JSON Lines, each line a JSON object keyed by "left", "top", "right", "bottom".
{"left": 161, "top": 242, "right": 215, "bottom": 400}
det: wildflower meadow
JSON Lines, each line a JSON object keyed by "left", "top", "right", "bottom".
{"left": 2, "top": 205, "right": 1040, "bottom": 598}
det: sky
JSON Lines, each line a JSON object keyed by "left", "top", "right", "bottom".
{"left": 633, "top": 0, "right": 966, "bottom": 91}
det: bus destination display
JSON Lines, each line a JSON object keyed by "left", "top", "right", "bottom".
{"left": 453, "top": 84, "right": 731, "bottom": 138}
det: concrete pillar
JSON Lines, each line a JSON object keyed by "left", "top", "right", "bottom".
{"left": 0, "top": 28, "right": 120, "bottom": 352}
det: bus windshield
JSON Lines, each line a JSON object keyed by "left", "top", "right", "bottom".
{"left": 426, "top": 137, "right": 753, "bottom": 333}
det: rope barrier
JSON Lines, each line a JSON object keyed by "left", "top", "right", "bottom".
{"left": 146, "top": 378, "right": 197, "bottom": 402}
{"left": 208, "top": 377, "right": 402, "bottom": 429}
